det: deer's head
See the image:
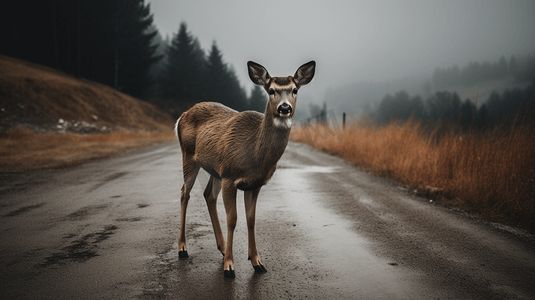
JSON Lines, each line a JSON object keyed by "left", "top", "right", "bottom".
{"left": 248, "top": 61, "right": 316, "bottom": 129}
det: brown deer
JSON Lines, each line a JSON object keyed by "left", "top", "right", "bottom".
{"left": 175, "top": 60, "right": 315, "bottom": 278}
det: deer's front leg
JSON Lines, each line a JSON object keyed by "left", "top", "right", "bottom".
{"left": 244, "top": 187, "right": 267, "bottom": 273}
{"left": 222, "top": 179, "right": 238, "bottom": 278}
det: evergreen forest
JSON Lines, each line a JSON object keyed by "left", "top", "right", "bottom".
{"left": 0, "top": 0, "right": 266, "bottom": 115}
{"left": 370, "top": 55, "right": 535, "bottom": 132}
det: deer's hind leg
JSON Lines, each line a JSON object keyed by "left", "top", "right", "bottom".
{"left": 178, "top": 158, "right": 200, "bottom": 258}
{"left": 203, "top": 176, "right": 225, "bottom": 256}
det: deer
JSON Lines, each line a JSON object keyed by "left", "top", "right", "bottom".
{"left": 175, "top": 60, "right": 315, "bottom": 278}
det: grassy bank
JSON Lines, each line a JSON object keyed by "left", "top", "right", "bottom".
{"left": 291, "top": 121, "right": 535, "bottom": 231}
{"left": 0, "top": 54, "right": 180, "bottom": 173}
{"left": 0, "top": 127, "right": 176, "bottom": 172}
{"left": 0, "top": 54, "right": 174, "bottom": 132}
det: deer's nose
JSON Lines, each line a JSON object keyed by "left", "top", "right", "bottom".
{"left": 278, "top": 103, "right": 292, "bottom": 115}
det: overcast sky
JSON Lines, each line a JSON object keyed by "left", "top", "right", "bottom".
{"left": 148, "top": 0, "right": 535, "bottom": 105}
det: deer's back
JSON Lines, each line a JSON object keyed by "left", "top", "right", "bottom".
{"left": 177, "top": 102, "right": 264, "bottom": 181}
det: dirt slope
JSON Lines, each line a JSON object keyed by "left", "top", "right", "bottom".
{"left": 0, "top": 54, "right": 173, "bottom": 133}
{"left": 0, "top": 55, "right": 179, "bottom": 173}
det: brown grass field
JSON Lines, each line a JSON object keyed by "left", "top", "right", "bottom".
{"left": 291, "top": 121, "right": 535, "bottom": 231}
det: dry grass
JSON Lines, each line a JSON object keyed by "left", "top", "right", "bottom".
{"left": 0, "top": 54, "right": 179, "bottom": 173}
{"left": 291, "top": 121, "right": 535, "bottom": 231}
{"left": 0, "top": 54, "right": 173, "bottom": 131}
{"left": 0, "top": 127, "right": 176, "bottom": 172}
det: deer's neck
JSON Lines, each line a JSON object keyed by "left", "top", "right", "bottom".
{"left": 256, "top": 113, "right": 291, "bottom": 166}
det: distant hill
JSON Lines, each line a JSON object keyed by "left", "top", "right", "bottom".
{"left": 442, "top": 77, "right": 531, "bottom": 105}
{"left": 0, "top": 54, "right": 174, "bottom": 133}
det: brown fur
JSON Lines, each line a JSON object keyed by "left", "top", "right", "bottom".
{"left": 177, "top": 102, "right": 289, "bottom": 190}
{"left": 175, "top": 61, "right": 315, "bottom": 278}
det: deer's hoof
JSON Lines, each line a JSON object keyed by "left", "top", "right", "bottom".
{"left": 253, "top": 263, "right": 267, "bottom": 273}
{"left": 178, "top": 250, "right": 189, "bottom": 258}
{"left": 224, "top": 269, "right": 235, "bottom": 278}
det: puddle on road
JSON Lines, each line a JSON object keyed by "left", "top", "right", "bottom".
{"left": 39, "top": 225, "right": 118, "bottom": 268}
{"left": 278, "top": 164, "right": 341, "bottom": 174}
{"left": 272, "top": 166, "right": 413, "bottom": 299}
{"left": 3, "top": 203, "right": 46, "bottom": 217}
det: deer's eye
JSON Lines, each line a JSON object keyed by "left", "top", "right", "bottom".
{"left": 268, "top": 89, "right": 275, "bottom": 95}
{"left": 292, "top": 88, "right": 298, "bottom": 95}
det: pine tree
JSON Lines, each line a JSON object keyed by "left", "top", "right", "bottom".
{"left": 146, "top": 26, "right": 169, "bottom": 100}
{"left": 114, "top": 0, "right": 162, "bottom": 98}
{"left": 205, "top": 42, "right": 228, "bottom": 104}
{"left": 204, "top": 42, "right": 248, "bottom": 110}
{"left": 248, "top": 85, "right": 267, "bottom": 112}
{"left": 1, "top": 0, "right": 161, "bottom": 99}
{"left": 509, "top": 55, "right": 518, "bottom": 76}
{"left": 225, "top": 65, "right": 248, "bottom": 111}
{"left": 161, "top": 22, "right": 206, "bottom": 104}
{"left": 498, "top": 55, "right": 508, "bottom": 78}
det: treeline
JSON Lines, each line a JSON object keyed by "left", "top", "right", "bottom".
{"left": 371, "top": 83, "right": 535, "bottom": 131}
{"left": 1, "top": 0, "right": 160, "bottom": 99}
{"left": 155, "top": 23, "right": 266, "bottom": 112}
{"left": 0, "top": 1, "right": 266, "bottom": 113}
{"left": 432, "top": 55, "right": 535, "bottom": 90}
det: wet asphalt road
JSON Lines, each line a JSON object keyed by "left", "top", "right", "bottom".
{"left": 1, "top": 141, "right": 534, "bottom": 299}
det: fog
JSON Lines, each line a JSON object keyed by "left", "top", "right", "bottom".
{"left": 149, "top": 0, "right": 535, "bottom": 117}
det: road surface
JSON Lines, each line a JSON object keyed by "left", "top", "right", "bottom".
{"left": 1, "top": 141, "right": 534, "bottom": 299}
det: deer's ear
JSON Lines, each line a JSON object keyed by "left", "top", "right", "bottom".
{"left": 293, "top": 61, "right": 316, "bottom": 87}
{"left": 248, "top": 61, "right": 271, "bottom": 86}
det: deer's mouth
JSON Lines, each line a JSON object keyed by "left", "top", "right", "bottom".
{"left": 273, "top": 116, "right": 293, "bottom": 129}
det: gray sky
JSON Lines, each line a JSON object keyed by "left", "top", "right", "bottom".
{"left": 148, "top": 0, "right": 535, "bottom": 109}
